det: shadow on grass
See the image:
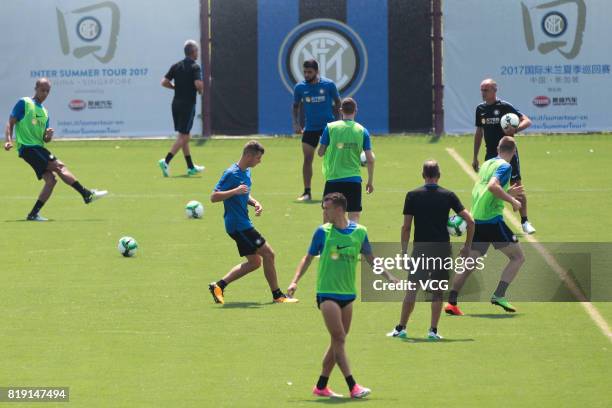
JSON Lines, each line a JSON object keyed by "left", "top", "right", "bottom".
{"left": 468, "top": 313, "right": 521, "bottom": 319}
{"left": 170, "top": 174, "right": 202, "bottom": 179}
{"left": 214, "top": 302, "right": 265, "bottom": 309}
{"left": 294, "top": 199, "right": 323, "bottom": 205}
{"left": 5, "top": 219, "right": 106, "bottom": 223}
{"left": 194, "top": 137, "right": 210, "bottom": 147}
{"left": 298, "top": 397, "right": 375, "bottom": 404}
{"left": 400, "top": 337, "right": 475, "bottom": 344}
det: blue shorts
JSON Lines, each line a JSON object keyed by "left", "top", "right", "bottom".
{"left": 316, "top": 294, "right": 356, "bottom": 309}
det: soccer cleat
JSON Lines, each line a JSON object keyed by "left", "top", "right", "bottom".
{"left": 84, "top": 189, "right": 108, "bottom": 204}
{"left": 350, "top": 384, "right": 371, "bottom": 399}
{"left": 312, "top": 386, "right": 343, "bottom": 398}
{"left": 187, "top": 164, "right": 205, "bottom": 176}
{"left": 297, "top": 193, "right": 311, "bottom": 202}
{"left": 444, "top": 303, "right": 464, "bottom": 316}
{"left": 522, "top": 221, "right": 536, "bottom": 234}
{"left": 26, "top": 214, "right": 48, "bottom": 221}
{"left": 386, "top": 327, "right": 408, "bottom": 338}
{"left": 208, "top": 282, "right": 224, "bottom": 304}
{"left": 273, "top": 295, "right": 299, "bottom": 303}
{"left": 427, "top": 330, "right": 444, "bottom": 340}
{"left": 491, "top": 295, "right": 516, "bottom": 312}
{"left": 158, "top": 159, "right": 169, "bottom": 177}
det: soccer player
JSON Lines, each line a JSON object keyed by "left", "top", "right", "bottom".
{"left": 292, "top": 59, "right": 341, "bottom": 201}
{"left": 159, "top": 40, "right": 205, "bottom": 177}
{"left": 4, "top": 78, "right": 107, "bottom": 221}
{"left": 208, "top": 141, "right": 298, "bottom": 304}
{"left": 445, "top": 136, "right": 526, "bottom": 315}
{"left": 287, "top": 193, "right": 397, "bottom": 399}
{"left": 386, "top": 160, "right": 474, "bottom": 340}
{"left": 318, "top": 98, "right": 374, "bottom": 223}
{"left": 473, "top": 78, "right": 535, "bottom": 234}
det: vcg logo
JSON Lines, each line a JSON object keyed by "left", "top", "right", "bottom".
{"left": 56, "top": 1, "right": 120, "bottom": 63}
{"left": 278, "top": 19, "right": 368, "bottom": 96}
{"left": 521, "top": 0, "right": 586, "bottom": 59}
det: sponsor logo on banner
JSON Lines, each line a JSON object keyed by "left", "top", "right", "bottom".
{"left": 521, "top": 0, "right": 586, "bottom": 59}
{"left": 533, "top": 95, "right": 551, "bottom": 107}
{"left": 553, "top": 96, "right": 578, "bottom": 106}
{"left": 88, "top": 100, "right": 113, "bottom": 109}
{"left": 278, "top": 19, "right": 368, "bottom": 96}
{"left": 56, "top": 1, "right": 120, "bottom": 63}
{"left": 68, "top": 99, "right": 86, "bottom": 111}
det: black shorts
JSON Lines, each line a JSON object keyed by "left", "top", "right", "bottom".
{"left": 172, "top": 100, "right": 196, "bottom": 134}
{"left": 323, "top": 181, "right": 362, "bottom": 212}
{"left": 486, "top": 150, "right": 521, "bottom": 181}
{"left": 408, "top": 243, "right": 451, "bottom": 287}
{"left": 316, "top": 295, "right": 355, "bottom": 309}
{"left": 19, "top": 146, "right": 56, "bottom": 179}
{"left": 228, "top": 228, "right": 266, "bottom": 257}
{"left": 471, "top": 221, "right": 518, "bottom": 255}
{"left": 302, "top": 129, "right": 323, "bottom": 148}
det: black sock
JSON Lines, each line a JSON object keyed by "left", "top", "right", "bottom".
{"left": 521, "top": 216, "right": 528, "bottom": 224}
{"left": 217, "top": 279, "right": 227, "bottom": 290}
{"left": 185, "top": 155, "right": 194, "bottom": 169}
{"left": 304, "top": 188, "right": 311, "bottom": 195}
{"left": 316, "top": 376, "right": 329, "bottom": 390}
{"left": 494, "top": 281, "right": 510, "bottom": 298}
{"left": 29, "top": 200, "right": 45, "bottom": 217}
{"left": 448, "top": 290, "right": 458, "bottom": 306}
{"left": 395, "top": 324, "right": 406, "bottom": 332}
{"left": 71, "top": 181, "right": 91, "bottom": 199}
{"left": 345, "top": 375, "right": 356, "bottom": 390}
{"left": 165, "top": 152, "right": 173, "bottom": 164}
{"left": 430, "top": 327, "right": 437, "bottom": 334}
{"left": 272, "top": 288, "right": 283, "bottom": 299}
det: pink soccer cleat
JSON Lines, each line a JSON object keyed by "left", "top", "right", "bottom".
{"left": 312, "top": 386, "right": 343, "bottom": 398}
{"left": 350, "top": 384, "right": 371, "bottom": 399}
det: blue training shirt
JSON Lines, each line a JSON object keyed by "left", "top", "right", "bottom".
{"left": 475, "top": 158, "right": 512, "bottom": 225}
{"left": 293, "top": 77, "right": 339, "bottom": 131}
{"left": 214, "top": 163, "right": 254, "bottom": 233}
{"left": 308, "top": 221, "right": 372, "bottom": 256}
{"left": 320, "top": 122, "right": 372, "bottom": 183}
{"left": 10, "top": 99, "right": 50, "bottom": 128}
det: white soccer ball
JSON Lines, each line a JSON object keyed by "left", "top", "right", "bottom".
{"left": 360, "top": 151, "right": 374, "bottom": 167}
{"left": 447, "top": 215, "right": 467, "bottom": 237}
{"left": 500, "top": 113, "right": 520, "bottom": 132}
{"left": 185, "top": 200, "right": 204, "bottom": 219}
{"left": 118, "top": 236, "right": 138, "bottom": 257}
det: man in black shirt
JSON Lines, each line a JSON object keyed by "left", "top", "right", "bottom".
{"left": 159, "top": 40, "right": 204, "bottom": 177}
{"left": 386, "top": 160, "right": 474, "bottom": 340}
{"left": 473, "top": 78, "right": 535, "bottom": 234}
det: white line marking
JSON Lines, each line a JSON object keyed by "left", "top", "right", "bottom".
{"left": 446, "top": 147, "right": 612, "bottom": 342}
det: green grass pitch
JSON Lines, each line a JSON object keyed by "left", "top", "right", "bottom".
{"left": 1, "top": 135, "right": 611, "bottom": 407}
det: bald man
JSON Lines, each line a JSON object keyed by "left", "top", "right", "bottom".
{"left": 473, "top": 78, "right": 535, "bottom": 234}
{"left": 4, "top": 78, "right": 107, "bottom": 221}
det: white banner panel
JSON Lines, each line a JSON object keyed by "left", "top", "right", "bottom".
{"left": 0, "top": 0, "right": 200, "bottom": 138}
{"left": 444, "top": 0, "right": 612, "bottom": 133}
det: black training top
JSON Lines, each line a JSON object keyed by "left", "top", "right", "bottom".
{"left": 475, "top": 99, "right": 522, "bottom": 158}
{"left": 165, "top": 57, "right": 202, "bottom": 105}
{"left": 403, "top": 184, "right": 465, "bottom": 242}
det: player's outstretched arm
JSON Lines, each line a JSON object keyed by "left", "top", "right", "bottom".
{"left": 287, "top": 254, "right": 314, "bottom": 297}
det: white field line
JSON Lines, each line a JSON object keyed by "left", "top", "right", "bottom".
{"left": 446, "top": 147, "right": 612, "bottom": 342}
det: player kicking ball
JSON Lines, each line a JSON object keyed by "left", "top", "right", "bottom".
{"left": 287, "top": 192, "right": 398, "bottom": 399}
{"left": 208, "top": 141, "right": 298, "bottom": 304}
{"left": 4, "top": 78, "right": 107, "bottom": 221}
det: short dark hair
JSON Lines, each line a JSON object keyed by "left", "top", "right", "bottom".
{"left": 303, "top": 59, "right": 319, "bottom": 71}
{"left": 340, "top": 98, "right": 357, "bottom": 114}
{"left": 422, "top": 159, "right": 440, "bottom": 178}
{"left": 498, "top": 136, "right": 516, "bottom": 153}
{"left": 322, "top": 192, "right": 347, "bottom": 211}
{"left": 243, "top": 140, "right": 265, "bottom": 156}
{"left": 184, "top": 40, "right": 198, "bottom": 57}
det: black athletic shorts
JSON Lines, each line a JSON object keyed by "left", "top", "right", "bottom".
{"left": 316, "top": 294, "right": 355, "bottom": 309}
{"left": 302, "top": 129, "right": 324, "bottom": 148}
{"left": 486, "top": 150, "right": 521, "bottom": 182}
{"left": 408, "top": 243, "right": 452, "bottom": 287}
{"left": 323, "top": 181, "right": 362, "bottom": 212}
{"left": 228, "top": 228, "right": 266, "bottom": 257}
{"left": 172, "top": 100, "right": 196, "bottom": 134}
{"left": 471, "top": 220, "right": 518, "bottom": 255}
{"left": 19, "top": 146, "right": 56, "bottom": 179}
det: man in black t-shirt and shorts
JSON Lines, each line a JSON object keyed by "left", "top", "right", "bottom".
{"left": 386, "top": 160, "right": 474, "bottom": 340}
{"left": 159, "top": 40, "right": 205, "bottom": 177}
{"left": 473, "top": 78, "right": 535, "bottom": 234}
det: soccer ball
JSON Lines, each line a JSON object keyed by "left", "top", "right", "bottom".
{"left": 360, "top": 151, "right": 375, "bottom": 166}
{"left": 500, "top": 113, "right": 520, "bottom": 132}
{"left": 447, "top": 215, "right": 467, "bottom": 237}
{"left": 185, "top": 200, "right": 204, "bottom": 219}
{"left": 118, "top": 236, "right": 138, "bottom": 257}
